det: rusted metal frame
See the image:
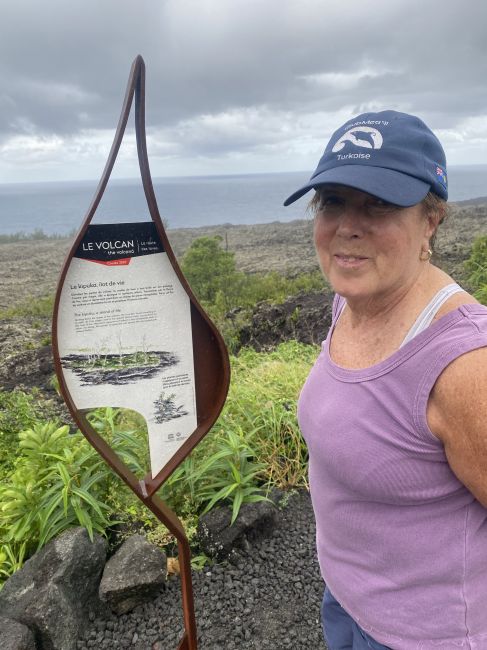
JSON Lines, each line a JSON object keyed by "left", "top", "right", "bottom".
{"left": 143, "top": 493, "right": 197, "bottom": 649}
{"left": 51, "top": 54, "right": 233, "bottom": 650}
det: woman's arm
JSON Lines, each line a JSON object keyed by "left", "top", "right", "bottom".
{"left": 427, "top": 346, "right": 487, "bottom": 508}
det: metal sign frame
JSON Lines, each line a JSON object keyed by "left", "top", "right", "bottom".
{"left": 52, "top": 55, "right": 230, "bottom": 650}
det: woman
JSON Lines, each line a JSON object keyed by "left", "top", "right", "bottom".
{"left": 284, "top": 110, "right": 487, "bottom": 649}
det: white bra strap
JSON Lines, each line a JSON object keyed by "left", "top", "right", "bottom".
{"left": 334, "top": 295, "right": 346, "bottom": 324}
{"left": 400, "top": 283, "right": 465, "bottom": 348}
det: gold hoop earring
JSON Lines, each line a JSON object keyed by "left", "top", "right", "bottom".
{"left": 420, "top": 248, "right": 433, "bottom": 261}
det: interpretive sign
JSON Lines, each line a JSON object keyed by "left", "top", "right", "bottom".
{"left": 57, "top": 222, "right": 197, "bottom": 477}
{"left": 52, "top": 56, "right": 229, "bottom": 650}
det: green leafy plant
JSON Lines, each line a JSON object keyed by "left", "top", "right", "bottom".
{"left": 219, "top": 341, "right": 317, "bottom": 488}
{"left": 158, "top": 454, "right": 201, "bottom": 515}
{"left": 0, "top": 408, "right": 150, "bottom": 586}
{"left": 0, "top": 389, "right": 57, "bottom": 475}
{"left": 465, "top": 235, "right": 487, "bottom": 304}
{"left": 190, "top": 553, "right": 212, "bottom": 570}
{"left": 192, "top": 426, "right": 268, "bottom": 525}
{"left": 0, "top": 423, "right": 110, "bottom": 551}
{"left": 86, "top": 406, "right": 148, "bottom": 476}
{"left": 0, "top": 541, "right": 26, "bottom": 582}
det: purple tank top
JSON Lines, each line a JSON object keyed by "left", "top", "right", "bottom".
{"left": 298, "top": 298, "right": 487, "bottom": 649}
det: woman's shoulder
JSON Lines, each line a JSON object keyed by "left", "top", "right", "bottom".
{"left": 433, "top": 290, "right": 479, "bottom": 321}
{"left": 428, "top": 266, "right": 480, "bottom": 322}
{"left": 426, "top": 278, "right": 487, "bottom": 429}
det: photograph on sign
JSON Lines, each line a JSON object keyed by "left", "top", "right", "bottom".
{"left": 57, "top": 221, "right": 197, "bottom": 477}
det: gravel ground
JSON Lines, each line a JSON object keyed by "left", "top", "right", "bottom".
{"left": 76, "top": 490, "right": 328, "bottom": 650}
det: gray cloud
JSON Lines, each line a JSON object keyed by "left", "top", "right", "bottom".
{"left": 1, "top": 0, "right": 486, "bottom": 179}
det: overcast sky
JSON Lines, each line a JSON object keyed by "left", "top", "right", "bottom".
{"left": 1, "top": 0, "right": 486, "bottom": 183}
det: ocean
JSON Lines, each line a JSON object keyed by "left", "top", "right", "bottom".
{"left": 0, "top": 167, "right": 486, "bottom": 237}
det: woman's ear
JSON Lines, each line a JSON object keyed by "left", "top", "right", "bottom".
{"left": 423, "top": 204, "right": 444, "bottom": 242}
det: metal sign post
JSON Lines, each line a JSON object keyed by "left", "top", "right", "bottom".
{"left": 52, "top": 55, "right": 230, "bottom": 650}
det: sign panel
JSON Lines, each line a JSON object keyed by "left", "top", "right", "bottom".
{"left": 57, "top": 222, "right": 197, "bottom": 477}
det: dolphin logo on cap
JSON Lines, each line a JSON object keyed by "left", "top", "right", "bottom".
{"left": 332, "top": 126, "right": 383, "bottom": 153}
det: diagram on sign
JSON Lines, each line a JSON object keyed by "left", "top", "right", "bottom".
{"left": 57, "top": 222, "right": 197, "bottom": 477}
{"left": 60, "top": 337, "right": 179, "bottom": 386}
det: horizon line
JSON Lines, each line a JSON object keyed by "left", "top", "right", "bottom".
{"left": 2, "top": 165, "right": 487, "bottom": 188}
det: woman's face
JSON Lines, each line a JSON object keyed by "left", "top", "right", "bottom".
{"left": 313, "top": 185, "right": 436, "bottom": 304}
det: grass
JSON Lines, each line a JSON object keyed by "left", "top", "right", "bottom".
{"left": 0, "top": 295, "right": 54, "bottom": 320}
{"left": 217, "top": 341, "right": 318, "bottom": 488}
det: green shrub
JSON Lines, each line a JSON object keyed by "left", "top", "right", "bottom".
{"left": 0, "top": 423, "right": 109, "bottom": 553}
{"left": 0, "top": 408, "right": 148, "bottom": 586}
{"left": 180, "top": 235, "right": 326, "bottom": 351}
{"left": 465, "top": 235, "right": 487, "bottom": 304}
{"left": 181, "top": 236, "right": 244, "bottom": 308}
{"left": 0, "top": 390, "right": 57, "bottom": 475}
{"left": 163, "top": 341, "right": 317, "bottom": 525}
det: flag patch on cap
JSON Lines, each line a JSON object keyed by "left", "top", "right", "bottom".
{"left": 436, "top": 165, "right": 447, "bottom": 188}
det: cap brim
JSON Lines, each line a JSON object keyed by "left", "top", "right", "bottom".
{"left": 283, "top": 165, "right": 431, "bottom": 207}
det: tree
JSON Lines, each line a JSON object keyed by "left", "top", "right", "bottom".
{"left": 181, "top": 236, "right": 243, "bottom": 306}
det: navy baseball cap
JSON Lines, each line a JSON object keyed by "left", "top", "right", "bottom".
{"left": 283, "top": 110, "right": 448, "bottom": 207}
